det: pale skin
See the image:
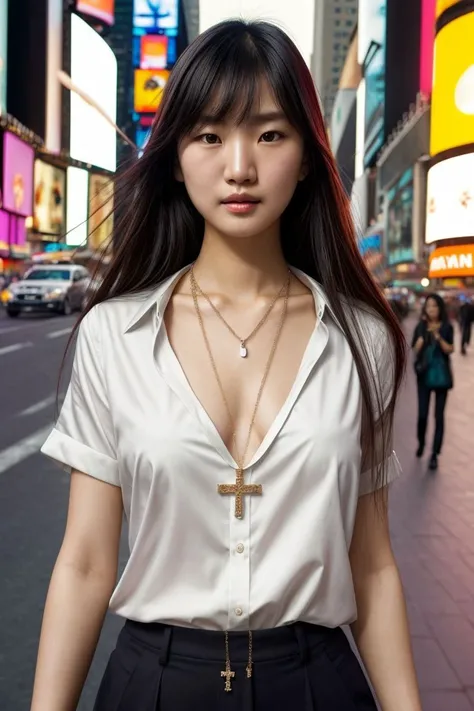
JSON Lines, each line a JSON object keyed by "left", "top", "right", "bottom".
{"left": 414, "top": 297, "right": 454, "bottom": 355}
{"left": 31, "top": 83, "right": 422, "bottom": 711}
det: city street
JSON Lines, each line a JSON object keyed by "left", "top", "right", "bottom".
{"left": 0, "top": 308, "right": 473, "bottom": 711}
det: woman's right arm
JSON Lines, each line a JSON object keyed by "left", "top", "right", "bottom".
{"left": 31, "top": 470, "right": 123, "bottom": 711}
{"left": 412, "top": 324, "right": 424, "bottom": 353}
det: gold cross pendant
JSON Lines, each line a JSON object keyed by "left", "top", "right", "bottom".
{"left": 221, "top": 664, "right": 235, "bottom": 692}
{"left": 218, "top": 469, "right": 263, "bottom": 519}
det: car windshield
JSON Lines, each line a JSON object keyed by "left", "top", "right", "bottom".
{"left": 25, "top": 270, "right": 71, "bottom": 281}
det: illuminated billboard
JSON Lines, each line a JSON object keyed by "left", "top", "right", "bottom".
{"left": 33, "top": 160, "right": 66, "bottom": 236}
{"left": 431, "top": 11, "right": 474, "bottom": 156}
{"left": 420, "top": 0, "right": 436, "bottom": 95}
{"left": 358, "top": 0, "right": 387, "bottom": 167}
{"left": 0, "top": 0, "right": 7, "bottom": 113}
{"left": 88, "top": 174, "right": 114, "bottom": 251}
{"left": 66, "top": 167, "right": 88, "bottom": 246}
{"left": 134, "top": 69, "right": 169, "bottom": 113}
{"left": 426, "top": 153, "right": 474, "bottom": 244}
{"left": 134, "top": 0, "right": 178, "bottom": 30}
{"left": 76, "top": 0, "right": 115, "bottom": 25}
{"left": 70, "top": 13, "right": 117, "bottom": 171}
{"left": 2, "top": 133, "right": 34, "bottom": 218}
{"left": 436, "top": 0, "right": 462, "bottom": 18}
{"left": 429, "top": 243, "right": 474, "bottom": 278}
{"left": 386, "top": 168, "right": 414, "bottom": 265}
{"left": 140, "top": 34, "right": 168, "bottom": 69}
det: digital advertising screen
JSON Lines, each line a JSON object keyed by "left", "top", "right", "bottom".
{"left": 426, "top": 153, "right": 474, "bottom": 243}
{"left": 386, "top": 168, "right": 414, "bottom": 265}
{"left": 358, "top": 0, "right": 387, "bottom": 167}
{"left": 429, "top": 243, "right": 474, "bottom": 278}
{"left": 133, "top": 0, "right": 178, "bottom": 30}
{"left": 436, "top": 0, "right": 462, "bottom": 18}
{"left": 66, "top": 167, "right": 88, "bottom": 247}
{"left": 33, "top": 160, "right": 66, "bottom": 236}
{"left": 140, "top": 34, "right": 168, "bottom": 69}
{"left": 420, "top": 0, "right": 436, "bottom": 95}
{"left": 2, "top": 132, "right": 34, "bottom": 218}
{"left": 70, "top": 13, "right": 118, "bottom": 172}
{"left": 431, "top": 11, "right": 474, "bottom": 156}
{"left": 88, "top": 174, "right": 114, "bottom": 251}
{"left": 0, "top": 0, "right": 7, "bottom": 114}
{"left": 76, "top": 0, "right": 115, "bottom": 25}
{"left": 134, "top": 69, "right": 169, "bottom": 113}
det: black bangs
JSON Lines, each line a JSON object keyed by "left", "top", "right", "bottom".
{"left": 162, "top": 20, "right": 305, "bottom": 140}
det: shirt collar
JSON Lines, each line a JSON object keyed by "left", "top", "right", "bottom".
{"left": 123, "top": 263, "right": 343, "bottom": 334}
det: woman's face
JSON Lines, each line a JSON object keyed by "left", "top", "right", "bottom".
{"left": 176, "top": 81, "right": 307, "bottom": 241}
{"left": 425, "top": 297, "right": 440, "bottom": 321}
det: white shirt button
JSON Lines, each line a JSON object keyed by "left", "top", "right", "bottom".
{"left": 236, "top": 543, "right": 244, "bottom": 554}
{"left": 235, "top": 607, "right": 243, "bottom": 616}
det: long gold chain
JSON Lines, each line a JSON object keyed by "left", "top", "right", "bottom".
{"left": 190, "top": 268, "right": 290, "bottom": 470}
{"left": 191, "top": 266, "right": 290, "bottom": 358}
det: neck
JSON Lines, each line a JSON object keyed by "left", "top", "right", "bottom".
{"left": 193, "top": 224, "right": 289, "bottom": 301}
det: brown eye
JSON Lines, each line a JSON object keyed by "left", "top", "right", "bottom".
{"left": 200, "top": 134, "right": 221, "bottom": 145}
{"left": 260, "top": 131, "right": 283, "bottom": 143}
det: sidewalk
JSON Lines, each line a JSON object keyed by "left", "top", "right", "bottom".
{"left": 390, "top": 317, "right": 474, "bottom": 710}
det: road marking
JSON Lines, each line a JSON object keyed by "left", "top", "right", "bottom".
{"left": 17, "top": 395, "right": 57, "bottom": 417}
{"left": 0, "top": 342, "right": 33, "bottom": 356}
{"left": 47, "top": 328, "right": 72, "bottom": 339}
{"left": 0, "top": 426, "right": 52, "bottom": 476}
{"left": 0, "top": 326, "right": 23, "bottom": 335}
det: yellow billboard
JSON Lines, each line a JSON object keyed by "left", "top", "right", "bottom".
{"left": 134, "top": 69, "right": 169, "bottom": 114}
{"left": 436, "top": 0, "right": 462, "bottom": 18}
{"left": 430, "top": 11, "right": 474, "bottom": 156}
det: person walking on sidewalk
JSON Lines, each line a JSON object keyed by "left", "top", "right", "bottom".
{"left": 31, "top": 20, "right": 422, "bottom": 711}
{"left": 459, "top": 297, "right": 474, "bottom": 355}
{"left": 412, "top": 293, "right": 454, "bottom": 470}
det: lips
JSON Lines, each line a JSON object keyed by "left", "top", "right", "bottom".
{"left": 222, "top": 194, "right": 260, "bottom": 204}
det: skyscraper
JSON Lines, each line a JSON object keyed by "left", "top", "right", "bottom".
{"left": 312, "top": 0, "right": 358, "bottom": 121}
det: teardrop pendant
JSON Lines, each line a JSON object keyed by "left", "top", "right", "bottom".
{"left": 240, "top": 342, "right": 248, "bottom": 358}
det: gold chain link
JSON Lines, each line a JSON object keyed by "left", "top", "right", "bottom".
{"left": 190, "top": 266, "right": 290, "bottom": 689}
{"left": 190, "top": 267, "right": 290, "bottom": 471}
{"left": 191, "top": 268, "right": 289, "bottom": 351}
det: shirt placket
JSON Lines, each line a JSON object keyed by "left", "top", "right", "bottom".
{"left": 227, "top": 466, "right": 253, "bottom": 631}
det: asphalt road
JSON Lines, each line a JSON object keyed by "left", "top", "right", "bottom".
{"left": 0, "top": 308, "right": 127, "bottom": 711}
{"left": 0, "top": 307, "right": 473, "bottom": 711}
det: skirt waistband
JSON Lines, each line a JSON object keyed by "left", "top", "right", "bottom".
{"left": 123, "top": 619, "right": 342, "bottom": 665}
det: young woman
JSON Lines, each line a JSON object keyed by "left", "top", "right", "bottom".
{"left": 412, "top": 293, "right": 454, "bottom": 470}
{"left": 31, "top": 20, "right": 422, "bottom": 711}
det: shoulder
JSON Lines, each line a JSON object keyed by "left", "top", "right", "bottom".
{"left": 86, "top": 289, "right": 157, "bottom": 335}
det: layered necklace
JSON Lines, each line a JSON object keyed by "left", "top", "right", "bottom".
{"left": 189, "top": 264, "right": 291, "bottom": 691}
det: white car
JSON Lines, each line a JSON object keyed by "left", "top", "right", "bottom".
{"left": 5, "top": 265, "right": 90, "bottom": 318}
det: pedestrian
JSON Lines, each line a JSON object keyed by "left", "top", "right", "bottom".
{"left": 31, "top": 20, "right": 422, "bottom": 711}
{"left": 412, "top": 293, "right": 454, "bottom": 470}
{"left": 459, "top": 297, "right": 473, "bottom": 355}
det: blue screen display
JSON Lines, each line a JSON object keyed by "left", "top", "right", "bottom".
{"left": 133, "top": 0, "right": 178, "bottom": 31}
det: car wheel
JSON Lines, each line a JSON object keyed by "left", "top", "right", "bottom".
{"left": 6, "top": 309, "right": 20, "bottom": 318}
{"left": 62, "top": 299, "right": 72, "bottom": 316}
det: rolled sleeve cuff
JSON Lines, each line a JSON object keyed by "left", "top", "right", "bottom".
{"left": 359, "top": 450, "right": 402, "bottom": 497}
{"left": 41, "top": 427, "right": 120, "bottom": 487}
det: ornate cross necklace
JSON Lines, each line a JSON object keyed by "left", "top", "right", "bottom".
{"left": 191, "top": 268, "right": 290, "bottom": 358}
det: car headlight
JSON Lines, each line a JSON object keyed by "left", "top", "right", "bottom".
{"left": 44, "top": 288, "right": 66, "bottom": 300}
{"left": 4, "top": 289, "right": 15, "bottom": 302}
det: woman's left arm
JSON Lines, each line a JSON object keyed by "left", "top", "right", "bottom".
{"left": 349, "top": 490, "right": 422, "bottom": 711}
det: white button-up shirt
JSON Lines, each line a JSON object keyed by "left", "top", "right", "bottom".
{"left": 41, "top": 266, "right": 401, "bottom": 631}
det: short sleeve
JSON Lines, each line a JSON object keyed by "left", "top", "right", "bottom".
{"left": 411, "top": 322, "right": 422, "bottom": 348}
{"left": 443, "top": 323, "right": 454, "bottom": 345}
{"left": 40, "top": 306, "right": 119, "bottom": 487}
{"left": 357, "top": 314, "right": 402, "bottom": 496}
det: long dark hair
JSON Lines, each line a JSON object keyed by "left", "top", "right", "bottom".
{"left": 422, "top": 293, "right": 449, "bottom": 324}
{"left": 63, "top": 20, "right": 406, "bottom": 493}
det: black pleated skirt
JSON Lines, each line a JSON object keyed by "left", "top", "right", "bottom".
{"left": 93, "top": 619, "right": 378, "bottom": 711}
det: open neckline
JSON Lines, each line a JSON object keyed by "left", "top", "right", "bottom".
{"left": 153, "top": 274, "right": 329, "bottom": 471}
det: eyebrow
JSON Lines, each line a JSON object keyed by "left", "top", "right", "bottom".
{"left": 199, "top": 111, "right": 287, "bottom": 126}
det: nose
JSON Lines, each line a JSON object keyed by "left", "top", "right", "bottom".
{"left": 223, "top": 136, "right": 257, "bottom": 185}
